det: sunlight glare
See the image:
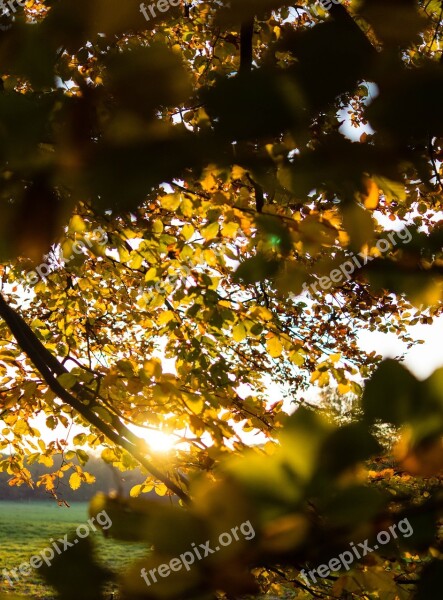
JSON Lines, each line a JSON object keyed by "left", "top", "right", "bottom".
{"left": 146, "top": 430, "right": 176, "bottom": 453}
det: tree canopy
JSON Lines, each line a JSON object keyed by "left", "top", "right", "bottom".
{"left": 1, "top": 1, "right": 443, "bottom": 599}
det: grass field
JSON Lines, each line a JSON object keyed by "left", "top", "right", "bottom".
{"left": 0, "top": 501, "right": 148, "bottom": 599}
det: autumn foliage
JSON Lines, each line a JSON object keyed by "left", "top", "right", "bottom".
{"left": 0, "top": 1, "right": 443, "bottom": 599}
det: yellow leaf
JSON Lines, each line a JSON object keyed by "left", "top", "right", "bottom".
{"left": 363, "top": 178, "right": 379, "bottom": 210}
{"left": 38, "top": 455, "right": 54, "bottom": 468}
{"left": 142, "top": 358, "right": 162, "bottom": 378}
{"left": 233, "top": 323, "right": 247, "bottom": 342}
{"left": 61, "top": 239, "right": 74, "bottom": 261}
{"left": 253, "top": 306, "right": 273, "bottom": 321}
{"left": 208, "top": 276, "right": 220, "bottom": 290}
{"left": 160, "top": 194, "right": 181, "bottom": 211}
{"left": 200, "top": 168, "right": 217, "bottom": 191}
{"left": 231, "top": 165, "right": 246, "bottom": 179}
{"left": 185, "top": 396, "right": 204, "bottom": 414}
{"left": 84, "top": 472, "right": 96, "bottom": 484}
{"left": 102, "top": 448, "right": 118, "bottom": 463}
{"left": 180, "top": 197, "right": 193, "bottom": 217}
{"left": 203, "top": 248, "right": 219, "bottom": 266}
{"left": 118, "top": 246, "right": 130, "bottom": 263}
{"left": 144, "top": 267, "right": 158, "bottom": 282}
{"left": 130, "top": 484, "right": 142, "bottom": 497}
{"left": 129, "top": 254, "right": 143, "bottom": 269}
{"left": 180, "top": 245, "right": 194, "bottom": 260}
{"left": 289, "top": 349, "right": 304, "bottom": 366}
{"left": 338, "top": 383, "right": 351, "bottom": 394}
{"left": 152, "top": 219, "right": 163, "bottom": 233}
{"left": 69, "top": 472, "right": 82, "bottom": 491}
{"left": 155, "top": 482, "right": 168, "bottom": 496}
{"left": 202, "top": 221, "right": 219, "bottom": 241}
{"left": 68, "top": 215, "right": 87, "bottom": 233}
{"left": 318, "top": 371, "right": 330, "bottom": 387}
{"left": 373, "top": 176, "right": 407, "bottom": 203}
{"left": 267, "top": 336, "right": 283, "bottom": 358}
{"left": 310, "top": 370, "right": 320, "bottom": 383}
{"left": 182, "top": 224, "right": 194, "bottom": 241}
{"left": 158, "top": 310, "right": 175, "bottom": 325}
{"left": 13, "top": 420, "right": 29, "bottom": 435}
{"left": 222, "top": 220, "right": 239, "bottom": 238}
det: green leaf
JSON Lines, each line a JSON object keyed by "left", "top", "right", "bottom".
{"left": 234, "top": 254, "right": 279, "bottom": 284}
{"left": 362, "top": 359, "right": 420, "bottom": 425}
{"left": 57, "top": 372, "right": 78, "bottom": 390}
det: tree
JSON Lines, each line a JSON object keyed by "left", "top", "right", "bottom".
{"left": 0, "top": 0, "right": 443, "bottom": 598}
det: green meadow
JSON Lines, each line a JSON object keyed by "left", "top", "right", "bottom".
{"left": 0, "top": 501, "right": 147, "bottom": 599}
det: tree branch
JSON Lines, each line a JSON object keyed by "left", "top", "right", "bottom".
{"left": 0, "top": 294, "right": 191, "bottom": 504}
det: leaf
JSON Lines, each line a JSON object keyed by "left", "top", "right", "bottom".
{"left": 161, "top": 194, "right": 181, "bottom": 211}
{"left": 130, "top": 484, "right": 142, "bottom": 498}
{"left": 185, "top": 396, "right": 204, "bottom": 415}
{"left": 68, "top": 215, "right": 87, "bottom": 233}
{"left": 289, "top": 349, "right": 305, "bottom": 366}
{"left": 257, "top": 215, "right": 293, "bottom": 255}
{"left": 39, "top": 535, "right": 111, "bottom": 600}
{"left": 101, "top": 448, "right": 118, "bottom": 463}
{"left": 57, "top": 372, "right": 78, "bottom": 390}
{"left": 266, "top": 336, "right": 283, "bottom": 358}
{"left": 116, "top": 359, "right": 135, "bottom": 376}
{"left": 363, "top": 178, "right": 379, "bottom": 210}
{"left": 142, "top": 358, "right": 162, "bottom": 378}
{"left": 222, "top": 220, "right": 239, "bottom": 238}
{"left": 152, "top": 219, "right": 163, "bottom": 233}
{"left": 83, "top": 472, "right": 96, "bottom": 484}
{"left": 155, "top": 482, "right": 168, "bottom": 496}
{"left": 233, "top": 323, "right": 247, "bottom": 342}
{"left": 76, "top": 449, "right": 89, "bottom": 466}
{"left": 182, "top": 224, "right": 194, "bottom": 240}
{"left": 158, "top": 310, "right": 175, "bottom": 325}
{"left": 69, "top": 472, "right": 82, "bottom": 490}
{"left": 234, "top": 254, "right": 279, "bottom": 284}
{"left": 201, "top": 221, "right": 219, "bottom": 241}
{"left": 46, "top": 416, "right": 57, "bottom": 430}
{"left": 362, "top": 359, "right": 420, "bottom": 425}
{"left": 373, "top": 176, "right": 407, "bottom": 203}
{"left": 38, "top": 454, "right": 54, "bottom": 467}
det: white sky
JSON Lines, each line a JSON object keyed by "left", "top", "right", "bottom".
{"left": 359, "top": 317, "right": 443, "bottom": 380}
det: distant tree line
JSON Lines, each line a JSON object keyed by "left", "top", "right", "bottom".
{"left": 0, "top": 454, "right": 145, "bottom": 502}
